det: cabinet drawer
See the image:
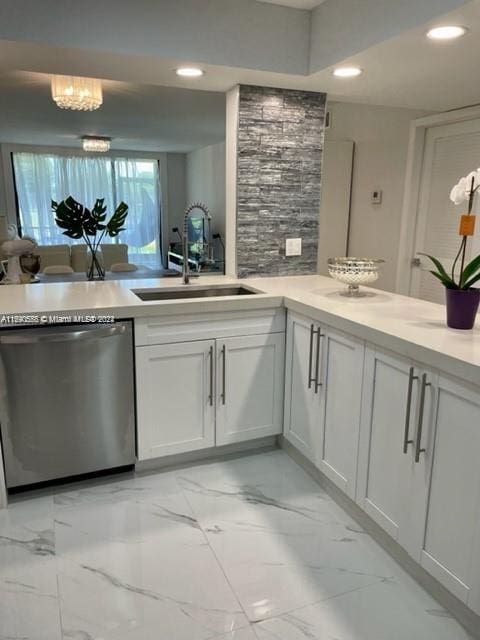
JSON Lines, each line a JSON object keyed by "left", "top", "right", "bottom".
{"left": 135, "top": 308, "right": 285, "bottom": 346}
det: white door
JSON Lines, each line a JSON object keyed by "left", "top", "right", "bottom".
{"left": 357, "top": 348, "right": 421, "bottom": 543}
{"left": 411, "top": 374, "right": 480, "bottom": 613}
{"left": 284, "top": 312, "right": 322, "bottom": 462}
{"left": 216, "top": 333, "right": 285, "bottom": 445}
{"left": 317, "top": 329, "right": 365, "bottom": 499}
{"left": 410, "top": 118, "right": 480, "bottom": 302}
{"left": 136, "top": 340, "right": 215, "bottom": 459}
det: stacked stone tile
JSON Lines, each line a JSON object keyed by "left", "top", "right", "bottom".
{"left": 236, "top": 85, "right": 326, "bottom": 277}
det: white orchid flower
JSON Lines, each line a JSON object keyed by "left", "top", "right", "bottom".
{"left": 449, "top": 184, "right": 461, "bottom": 205}
{"left": 450, "top": 180, "right": 468, "bottom": 205}
{"left": 450, "top": 170, "right": 480, "bottom": 205}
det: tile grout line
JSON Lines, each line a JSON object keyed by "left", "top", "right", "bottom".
{"left": 253, "top": 579, "right": 384, "bottom": 628}
{"left": 52, "top": 498, "right": 65, "bottom": 640}
{"left": 176, "top": 472, "right": 255, "bottom": 637}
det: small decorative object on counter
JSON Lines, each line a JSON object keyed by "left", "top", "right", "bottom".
{"left": 327, "top": 257, "right": 385, "bottom": 297}
{"left": 0, "top": 225, "right": 38, "bottom": 284}
{"left": 52, "top": 196, "right": 129, "bottom": 281}
{"left": 421, "top": 169, "right": 480, "bottom": 330}
{"left": 19, "top": 253, "right": 41, "bottom": 282}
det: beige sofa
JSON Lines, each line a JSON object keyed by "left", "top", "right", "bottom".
{"left": 36, "top": 243, "right": 132, "bottom": 273}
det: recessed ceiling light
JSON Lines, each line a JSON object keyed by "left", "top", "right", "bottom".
{"left": 333, "top": 66, "right": 363, "bottom": 78}
{"left": 426, "top": 25, "right": 467, "bottom": 40}
{"left": 176, "top": 67, "right": 204, "bottom": 78}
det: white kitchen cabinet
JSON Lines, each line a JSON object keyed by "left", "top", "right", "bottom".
{"left": 317, "top": 329, "right": 365, "bottom": 499}
{"left": 284, "top": 313, "right": 364, "bottom": 491}
{"left": 136, "top": 340, "right": 216, "bottom": 459}
{"left": 357, "top": 347, "right": 423, "bottom": 544}
{"left": 283, "top": 313, "right": 322, "bottom": 462}
{"left": 358, "top": 348, "right": 480, "bottom": 614}
{"left": 410, "top": 374, "right": 480, "bottom": 614}
{"left": 216, "top": 333, "right": 285, "bottom": 445}
{"left": 136, "top": 325, "right": 285, "bottom": 458}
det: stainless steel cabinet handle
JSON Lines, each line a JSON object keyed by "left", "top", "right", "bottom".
{"left": 308, "top": 324, "right": 315, "bottom": 389}
{"left": 208, "top": 345, "right": 214, "bottom": 407}
{"left": 415, "top": 373, "right": 431, "bottom": 463}
{"left": 403, "top": 366, "right": 418, "bottom": 453}
{"left": 314, "top": 331, "right": 325, "bottom": 393}
{"left": 221, "top": 344, "right": 226, "bottom": 405}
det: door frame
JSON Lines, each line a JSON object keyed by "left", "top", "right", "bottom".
{"left": 395, "top": 105, "right": 480, "bottom": 295}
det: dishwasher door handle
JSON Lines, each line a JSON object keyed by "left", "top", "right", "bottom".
{"left": 0, "top": 324, "right": 127, "bottom": 344}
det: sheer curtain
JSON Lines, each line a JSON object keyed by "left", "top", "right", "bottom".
{"left": 113, "top": 158, "right": 160, "bottom": 267}
{"left": 13, "top": 152, "right": 162, "bottom": 267}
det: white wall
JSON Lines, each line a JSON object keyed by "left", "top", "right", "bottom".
{"left": 165, "top": 153, "right": 187, "bottom": 243}
{"left": 325, "top": 101, "right": 429, "bottom": 291}
{"left": 186, "top": 142, "right": 226, "bottom": 240}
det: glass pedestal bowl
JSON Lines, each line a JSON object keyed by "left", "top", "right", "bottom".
{"left": 327, "top": 257, "right": 385, "bottom": 297}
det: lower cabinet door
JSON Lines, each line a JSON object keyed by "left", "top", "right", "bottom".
{"left": 216, "top": 333, "right": 285, "bottom": 446}
{"left": 136, "top": 340, "right": 216, "bottom": 459}
{"left": 283, "top": 312, "right": 322, "bottom": 462}
{"left": 317, "top": 329, "right": 365, "bottom": 499}
{"left": 411, "top": 375, "right": 480, "bottom": 614}
{"left": 357, "top": 347, "right": 420, "bottom": 545}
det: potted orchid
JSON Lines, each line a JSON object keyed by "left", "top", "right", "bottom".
{"left": 421, "top": 170, "right": 480, "bottom": 330}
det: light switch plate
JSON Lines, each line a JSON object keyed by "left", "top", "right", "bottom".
{"left": 286, "top": 238, "right": 302, "bottom": 256}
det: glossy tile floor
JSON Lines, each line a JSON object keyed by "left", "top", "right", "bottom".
{"left": 0, "top": 450, "right": 473, "bottom": 640}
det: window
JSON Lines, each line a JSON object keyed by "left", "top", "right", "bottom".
{"left": 12, "top": 152, "right": 162, "bottom": 268}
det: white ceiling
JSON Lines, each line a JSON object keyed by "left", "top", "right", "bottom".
{"left": 0, "top": 72, "right": 226, "bottom": 152}
{"left": 257, "top": 0, "right": 325, "bottom": 9}
{"left": 313, "top": 1, "right": 480, "bottom": 111}
{"left": 0, "top": 2, "right": 477, "bottom": 115}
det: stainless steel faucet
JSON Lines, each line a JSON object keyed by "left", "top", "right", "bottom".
{"left": 182, "top": 202, "right": 212, "bottom": 284}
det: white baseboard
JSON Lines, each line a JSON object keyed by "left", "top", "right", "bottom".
{"left": 135, "top": 436, "right": 277, "bottom": 474}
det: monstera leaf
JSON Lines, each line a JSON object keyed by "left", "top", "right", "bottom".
{"left": 106, "top": 202, "right": 129, "bottom": 237}
{"left": 91, "top": 198, "right": 108, "bottom": 229}
{"left": 52, "top": 197, "right": 129, "bottom": 239}
{"left": 52, "top": 197, "right": 94, "bottom": 239}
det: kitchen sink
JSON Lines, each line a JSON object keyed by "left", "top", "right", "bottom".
{"left": 133, "top": 285, "right": 259, "bottom": 301}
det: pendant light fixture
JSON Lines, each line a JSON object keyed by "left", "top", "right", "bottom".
{"left": 81, "top": 136, "right": 111, "bottom": 153}
{"left": 51, "top": 75, "right": 103, "bottom": 111}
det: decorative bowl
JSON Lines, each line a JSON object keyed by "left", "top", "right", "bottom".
{"left": 327, "top": 257, "right": 385, "bottom": 297}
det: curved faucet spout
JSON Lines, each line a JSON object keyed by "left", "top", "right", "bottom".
{"left": 182, "top": 202, "right": 212, "bottom": 285}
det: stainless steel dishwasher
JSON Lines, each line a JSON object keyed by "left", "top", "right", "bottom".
{"left": 0, "top": 321, "right": 135, "bottom": 489}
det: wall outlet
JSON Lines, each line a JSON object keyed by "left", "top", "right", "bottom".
{"left": 285, "top": 238, "right": 302, "bottom": 256}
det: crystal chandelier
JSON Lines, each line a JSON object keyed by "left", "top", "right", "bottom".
{"left": 51, "top": 75, "right": 103, "bottom": 111}
{"left": 81, "top": 136, "right": 111, "bottom": 153}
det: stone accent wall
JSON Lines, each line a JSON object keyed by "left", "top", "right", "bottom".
{"left": 236, "top": 85, "right": 326, "bottom": 278}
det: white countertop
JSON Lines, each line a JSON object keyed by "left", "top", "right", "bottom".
{"left": 0, "top": 274, "right": 478, "bottom": 385}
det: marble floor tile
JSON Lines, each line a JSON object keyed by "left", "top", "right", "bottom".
{"left": 0, "top": 496, "right": 61, "bottom": 640}
{"left": 176, "top": 451, "right": 404, "bottom": 621}
{"left": 253, "top": 580, "right": 472, "bottom": 640}
{"left": 53, "top": 473, "right": 247, "bottom": 640}
{"left": 212, "top": 626, "right": 259, "bottom": 640}
{"left": 0, "top": 450, "right": 474, "bottom": 640}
